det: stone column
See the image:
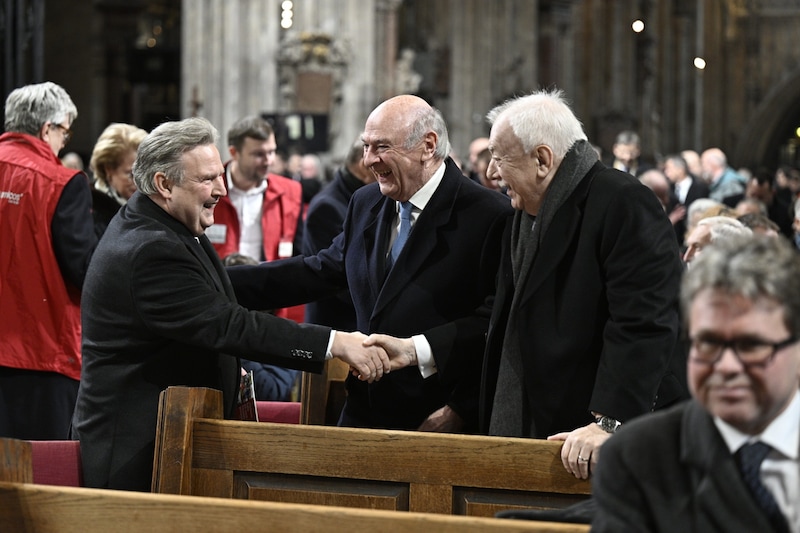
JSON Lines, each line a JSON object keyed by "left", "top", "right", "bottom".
{"left": 182, "top": 0, "right": 282, "bottom": 157}
{"left": 375, "top": 0, "right": 403, "bottom": 101}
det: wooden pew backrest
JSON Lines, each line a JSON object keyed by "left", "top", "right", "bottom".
{"left": 0, "top": 438, "right": 82, "bottom": 486}
{"left": 0, "top": 481, "right": 589, "bottom": 533}
{"left": 300, "top": 358, "right": 350, "bottom": 425}
{"left": 0, "top": 438, "right": 31, "bottom": 483}
{"left": 153, "top": 387, "right": 591, "bottom": 518}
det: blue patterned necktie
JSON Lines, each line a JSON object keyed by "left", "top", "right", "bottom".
{"left": 735, "top": 441, "right": 789, "bottom": 533}
{"left": 388, "top": 201, "right": 413, "bottom": 270}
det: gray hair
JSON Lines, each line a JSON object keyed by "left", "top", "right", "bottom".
{"left": 4, "top": 82, "right": 78, "bottom": 134}
{"left": 133, "top": 117, "right": 219, "bottom": 195}
{"left": 614, "top": 130, "right": 641, "bottom": 147}
{"left": 697, "top": 216, "right": 752, "bottom": 242}
{"left": 681, "top": 236, "right": 800, "bottom": 337}
{"left": 404, "top": 106, "right": 451, "bottom": 160}
{"left": 487, "top": 88, "right": 587, "bottom": 159}
{"left": 686, "top": 198, "right": 723, "bottom": 223}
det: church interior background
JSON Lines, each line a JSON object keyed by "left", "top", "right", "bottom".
{"left": 3, "top": 0, "right": 800, "bottom": 174}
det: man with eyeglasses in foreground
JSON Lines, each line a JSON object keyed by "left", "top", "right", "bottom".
{"left": 0, "top": 82, "right": 97, "bottom": 440}
{"left": 594, "top": 235, "right": 799, "bottom": 532}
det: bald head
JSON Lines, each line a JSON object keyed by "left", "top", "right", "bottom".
{"left": 368, "top": 96, "right": 450, "bottom": 159}
{"left": 370, "top": 95, "right": 428, "bottom": 125}
{"left": 701, "top": 147, "right": 727, "bottom": 182}
{"left": 361, "top": 95, "right": 451, "bottom": 201}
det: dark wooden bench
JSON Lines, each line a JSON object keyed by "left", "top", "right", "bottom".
{"left": 152, "top": 386, "right": 591, "bottom": 520}
{"left": 0, "top": 481, "right": 589, "bottom": 533}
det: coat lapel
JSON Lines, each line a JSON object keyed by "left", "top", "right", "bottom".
{"left": 372, "top": 163, "right": 461, "bottom": 318}
{"left": 364, "top": 194, "right": 394, "bottom": 299}
{"left": 516, "top": 172, "right": 593, "bottom": 309}
{"left": 131, "top": 193, "right": 240, "bottom": 416}
{"left": 681, "top": 401, "right": 774, "bottom": 531}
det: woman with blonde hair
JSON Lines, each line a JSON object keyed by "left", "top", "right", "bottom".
{"left": 89, "top": 122, "right": 147, "bottom": 235}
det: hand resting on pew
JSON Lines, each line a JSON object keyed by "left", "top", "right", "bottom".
{"left": 547, "top": 423, "right": 610, "bottom": 480}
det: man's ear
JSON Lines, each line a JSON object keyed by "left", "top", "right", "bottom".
{"left": 228, "top": 145, "right": 238, "bottom": 159}
{"left": 421, "top": 131, "right": 438, "bottom": 162}
{"left": 534, "top": 145, "right": 555, "bottom": 177}
{"left": 154, "top": 171, "right": 172, "bottom": 198}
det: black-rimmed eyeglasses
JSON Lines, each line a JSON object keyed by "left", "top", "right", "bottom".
{"left": 689, "top": 335, "right": 798, "bottom": 368}
{"left": 50, "top": 123, "right": 73, "bottom": 143}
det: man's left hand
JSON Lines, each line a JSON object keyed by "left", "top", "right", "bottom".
{"left": 547, "top": 422, "right": 611, "bottom": 479}
{"left": 417, "top": 405, "right": 464, "bottom": 433}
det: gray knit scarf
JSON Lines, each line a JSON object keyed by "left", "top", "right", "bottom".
{"left": 489, "top": 139, "right": 599, "bottom": 437}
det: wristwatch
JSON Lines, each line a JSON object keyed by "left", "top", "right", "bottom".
{"left": 595, "top": 415, "right": 621, "bottom": 433}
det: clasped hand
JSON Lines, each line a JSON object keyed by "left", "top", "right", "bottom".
{"left": 332, "top": 331, "right": 414, "bottom": 383}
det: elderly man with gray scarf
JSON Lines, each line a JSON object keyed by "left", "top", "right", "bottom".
{"left": 478, "top": 89, "right": 688, "bottom": 481}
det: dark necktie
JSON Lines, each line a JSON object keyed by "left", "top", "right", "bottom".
{"left": 388, "top": 201, "right": 413, "bottom": 270}
{"left": 735, "top": 441, "right": 789, "bottom": 533}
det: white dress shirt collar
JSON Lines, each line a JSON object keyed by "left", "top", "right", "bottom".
{"left": 403, "top": 161, "right": 445, "bottom": 212}
{"left": 715, "top": 389, "right": 800, "bottom": 459}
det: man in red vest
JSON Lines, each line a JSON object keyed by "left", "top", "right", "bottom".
{"left": 0, "top": 82, "right": 97, "bottom": 439}
{"left": 207, "top": 115, "right": 305, "bottom": 322}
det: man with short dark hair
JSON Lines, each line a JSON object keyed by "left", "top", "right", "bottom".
{"left": 208, "top": 115, "right": 306, "bottom": 321}
{"left": 594, "top": 236, "right": 800, "bottom": 532}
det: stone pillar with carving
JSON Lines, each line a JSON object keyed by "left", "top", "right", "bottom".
{"left": 276, "top": 31, "right": 350, "bottom": 155}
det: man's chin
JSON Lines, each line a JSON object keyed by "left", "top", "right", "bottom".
{"left": 377, "top": 182, "right": 399, "bottom": 200}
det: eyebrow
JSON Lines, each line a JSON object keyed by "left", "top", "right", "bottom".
{"left": 362, "top": 136, "right": 392, "bottom": 145}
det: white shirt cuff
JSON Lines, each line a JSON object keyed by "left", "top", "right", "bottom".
{"left": 413, "top": 334, "right": 437, "bottom": 378}
{"left": 325, "top": 330, "right": 336, "bottom": 360}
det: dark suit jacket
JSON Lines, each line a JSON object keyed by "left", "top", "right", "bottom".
{"left": 72, "top": 193, "right": 329, "bottom": 491}
{"left": 479, "top": 163, "right": 687, "bottom": 437}
{"left": 302, "top": 167, "right": 366, "bottom": 330}
{"left": 671, "top": 177, "right": 710, "bottom": 245}
{"left": 593, "top": 401, "right": 778, "bottom": 532}
{"left": 229, "top": 158, "right": 513, "bottom": 430}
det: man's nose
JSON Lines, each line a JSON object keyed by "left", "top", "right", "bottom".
{"left": 213, "top": 174, "right": 227, "bottom": 197}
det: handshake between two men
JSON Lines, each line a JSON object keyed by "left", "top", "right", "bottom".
{"left": 332, "top": 331, "right": 417, "bottom": 383}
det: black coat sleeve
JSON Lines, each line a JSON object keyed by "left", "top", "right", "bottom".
{"left": 51, "top": 174, "right": 98, "bottom": 290}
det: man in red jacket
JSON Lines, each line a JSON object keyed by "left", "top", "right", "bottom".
{"left": 207, "top": 115, "right": 305, "bottom": 322}
{"left": 0, "top": 82, "right": 97, "bottom": 439}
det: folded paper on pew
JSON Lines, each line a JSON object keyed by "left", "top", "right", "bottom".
{"left": 233, "top": 371, "right": 258, "bottom": 422}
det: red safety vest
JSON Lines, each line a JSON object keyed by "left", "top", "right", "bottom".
{"left": 0, "top": 132, "right": 83, "bottom": 380}
{"left": 210, "top": 169, "right": 305, "bottom": 322}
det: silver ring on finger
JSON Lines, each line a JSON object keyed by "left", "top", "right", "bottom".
{"left": 577, "top": 455, "right": 589, "bottom": 463}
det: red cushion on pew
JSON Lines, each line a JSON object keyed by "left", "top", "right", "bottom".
{"left": 256, "top": 401, "right": 301, "bottom": 424}
{"left": 30, "top": 440, "right": 83, "bottom": 487}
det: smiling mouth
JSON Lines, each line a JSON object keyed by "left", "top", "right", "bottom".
{"left": 712, "top": 386, "right": 751, "bottom": 399}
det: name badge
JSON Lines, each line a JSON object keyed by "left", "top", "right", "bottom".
{"left": 278, "top": 241, "right": 293, "bottom": 259}
{"left": 206, "top": 224, "right": 227, "bottom": 244}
